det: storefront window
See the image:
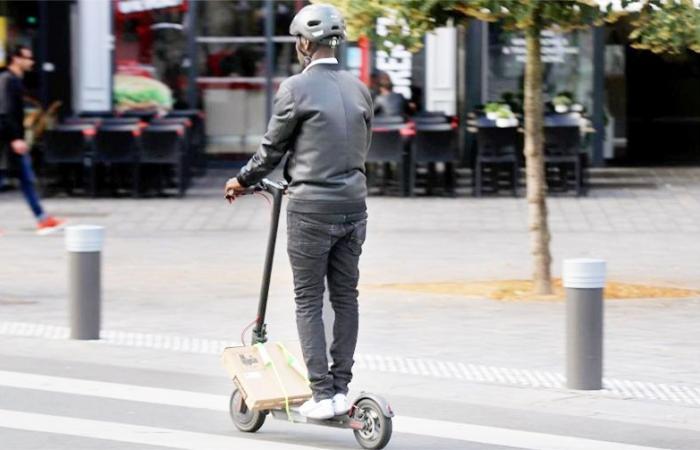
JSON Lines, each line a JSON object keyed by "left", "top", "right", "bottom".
{"left": 112, "top": 0, "right": 309, "bottom": 154}
{"left": 114, "top": 0, "right": 189, "bottom": 109}
{"left": 197, "top": 42, "right": 299, "bottom": 79}
{"left": 487, "top": 24, "right": 595, "bottom": 113}
{"left": 197, "top": 0, "right": 298, "bottom": 37}
{"left": 195, "top": 0, "right": 308, "bottom": 155}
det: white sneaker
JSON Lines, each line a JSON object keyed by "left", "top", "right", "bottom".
{"left": 298, "top": 398, "right": 334, "bottom": 419}
{"left": 332, "top": 393, "right": 349, "bottom": 415}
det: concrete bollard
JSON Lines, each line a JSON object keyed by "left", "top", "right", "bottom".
{"left": 65, "top": 225, "right": 105, "bottom": 340}
{"left": 563, "top": 258, "right": 606, "bottom": 390}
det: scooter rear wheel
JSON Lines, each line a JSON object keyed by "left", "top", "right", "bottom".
{"left": 229, "top": 389, "right": 266, "bottom": 433}
{"left": 352, "top": 398, "right": 392, "bottom": 449}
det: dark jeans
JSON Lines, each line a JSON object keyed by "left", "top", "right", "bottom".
{"left": 286, "top": 209, "right": 367, "bottom": 401}
{"left": 0, "top": 153, "right": 45, "bottom": 220}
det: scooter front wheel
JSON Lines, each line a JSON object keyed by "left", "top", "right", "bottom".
{"left": 352, "top": 398, "right": 392, "bottom": 449}
{"left": 229, "top": 389, "right": 266, "bottom": 433}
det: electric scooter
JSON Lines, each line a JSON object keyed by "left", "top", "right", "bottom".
{"left": 227, "top": 178, "right": 394, "bottom": 450}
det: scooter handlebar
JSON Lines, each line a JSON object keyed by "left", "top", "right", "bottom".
{"left": 260, "top": 178, "right": 288, "bottom": 193}
{"left": 241, "top": 179, "right": 288, "bottom": 195}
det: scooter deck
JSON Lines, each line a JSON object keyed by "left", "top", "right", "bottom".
{"left": 269, "top": 408, "right": 364, "bottom": 430}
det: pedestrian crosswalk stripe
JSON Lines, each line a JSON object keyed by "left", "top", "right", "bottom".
{"left": 1, "top": 320, "right": 699, "bottom": 407}
{"left": 0, "top": 370, "right": 674, "bottom": 450}
{"left": 0, "top": 370, "right": 225, "bottom": 412}
{"left": 396, "top": 417, "right": 673, "bottom": 450}
{"left": 0, "top": 409, "right": 326, "bottom": 450}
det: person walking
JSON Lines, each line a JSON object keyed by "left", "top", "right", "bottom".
{"left": 373, "top": 72, "right": 408, "bottom": 119}
{"left": 224, "top": 4, "right": 372, "bottom": 420}
{"left": 0, "top": 45, "right": 64, "bottom": 235}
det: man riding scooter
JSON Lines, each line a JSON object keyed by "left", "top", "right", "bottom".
{"left": 225, "top": 4, "right": 373, "bottom": 420}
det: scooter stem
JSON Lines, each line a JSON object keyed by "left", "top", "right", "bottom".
{"left": 251, "top": 180, "right": 286, "bottom": 344}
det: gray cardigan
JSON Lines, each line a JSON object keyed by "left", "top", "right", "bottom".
{"left": 236, "top": 64, "right": 373, "bottom": 214}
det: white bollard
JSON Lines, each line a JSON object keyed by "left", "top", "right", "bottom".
{"left": 563, "top": 258, "right": 606, "bottom": 390}
{"left": 65, "top": 225, "right": 105, "bottom": 340}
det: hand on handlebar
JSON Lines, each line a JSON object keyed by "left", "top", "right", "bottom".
{"left": 225, "top": 178, "right": 287, "bottom": 203}
{"left": 224, "top": 177, "right": 247, "bottom": 203}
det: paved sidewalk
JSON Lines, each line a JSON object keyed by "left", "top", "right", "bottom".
{"left": 1, "top": 167, "right": 699, "bottom": 392}
{"left": 3, "top": 167, "right": 700, "bottom": 235}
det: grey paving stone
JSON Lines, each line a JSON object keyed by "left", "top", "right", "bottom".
{"left": 1, "top": 167, "right": 699, "bottom": 391}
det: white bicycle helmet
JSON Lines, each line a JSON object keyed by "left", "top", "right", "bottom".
{"left": 289, "top": 3, "right": 345, "bottom": 46}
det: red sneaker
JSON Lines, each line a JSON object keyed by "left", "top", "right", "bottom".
{"left": 36, "top": 216, "right": 67, "bottom": 235}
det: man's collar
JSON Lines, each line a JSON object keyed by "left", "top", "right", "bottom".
{"left": 302, "top": 57, "right": 339, "bottom": 74}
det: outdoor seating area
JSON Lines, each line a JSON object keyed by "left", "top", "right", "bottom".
{"left": 38, "top": 106, "right": 588, "bottom": 200}
{"left": 39, "top": 109, "right": 206, "bottom": 197}
{"left": 368, "top": 113, "right": 459, "bottom": 197}
{"left": 368, "top": 109, "right": 591, "bottom": 198}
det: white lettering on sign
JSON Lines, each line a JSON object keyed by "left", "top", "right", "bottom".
{"left": 502, "top": 30, "right": 579, "bottom": 64}
{"left": 118, "top": 0, "right": 184, "bottom": 15}
{"left": 375, "top": 17, "right": 412, "bottom": 99}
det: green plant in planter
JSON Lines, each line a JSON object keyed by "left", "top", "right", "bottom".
{"left": 485, "top": 102, "right": 502, "bottom": 114}
{"left": 495, "top": 107, "right": 517, "bottom": 127}
{"left": 552, "top": 93, "right": 574, "bottom": 113}
{"left": 496, "top": 109, "right": 514, "bottom": 119}
{"left": 552, "top": 95, "right": 573, "bottom": 107}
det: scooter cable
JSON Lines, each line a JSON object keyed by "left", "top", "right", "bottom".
{"left": 240, "top": 317, "right": 258, "bottom": 346}
{"left": 254, "top": 191, "right": 272, "bottom": 206}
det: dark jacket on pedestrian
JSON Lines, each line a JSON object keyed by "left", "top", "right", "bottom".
{"left": 374, "top": 91, "right": 408, "bottom": 118}
{"left": 236, "top": 63, "right": 373, "bottom": 214}
{"left": 0, "top": 69, "right": 25, "bottom": 170}
{"left": 0, "top": 69, "right": 25, "bottom": 142}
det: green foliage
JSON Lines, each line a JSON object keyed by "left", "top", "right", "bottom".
{"left": 320, "top": 0, "right": 607, "bottom": 50}
{"left": 496, "top": 107, "right": 514, "bottom": 119}
{"left": 629, "top": 0, "right": 700, "bottom": 55}
{"left": 484, "top": 102, "right": 503, "bottom": 113}
{"left": 318, "top": 0, "right": 446, "bottom": 51}
{"left": 319, "top": 0, "right": 700, "bottom": 56}
{"left": 483, "top": 102, "right": 513, "bottom": 118}
{"left": 553, "top": 94, "right": 573, "bottom": 106}
{"left": 451, "top": 0, "right": 605, "bottom": 32}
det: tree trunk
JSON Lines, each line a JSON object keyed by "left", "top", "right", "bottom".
{"left": 524, "top": 26, "right": 552, "bottom": 295}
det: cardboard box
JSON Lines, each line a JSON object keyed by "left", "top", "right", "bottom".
{"left": 222, "top": 341, "right": 312, "bottom": 411}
